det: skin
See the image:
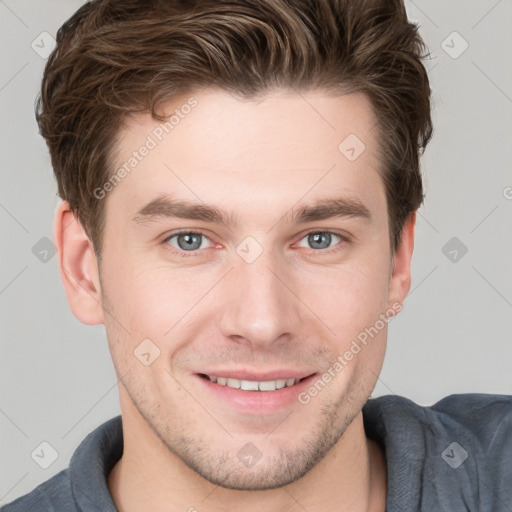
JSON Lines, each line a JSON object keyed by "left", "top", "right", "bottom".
{"left": 54, "top": 88, "right": 415, "bottom": 512}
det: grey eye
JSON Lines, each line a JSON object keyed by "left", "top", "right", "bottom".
{"left": 297, "top": 232, "right": 341, "bottom": 250}
{"left": 167, "top": 232, "right": 210, "bottom": 252}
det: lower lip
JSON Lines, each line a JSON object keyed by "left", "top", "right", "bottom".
{"left": 195, "top": 373, "right": 318, "bottom": 414}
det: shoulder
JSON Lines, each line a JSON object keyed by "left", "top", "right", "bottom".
{"left": 365, "top": 392, "right": 512, "bottom": 455}
{"left": 0, "top": 468, "right": 76, "bottom": 512}
{"left": 428, "top": 393, "right": 512, "bottom": 445}
{"left": 1, "top": 415, "right": 122, "bottom": 512}
{"left": 363, "top": 393, "right": 512, "bottom": 510}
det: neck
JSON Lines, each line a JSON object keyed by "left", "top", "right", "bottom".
{"left": 108, "top": 402, "right": 386, "bottom": 512}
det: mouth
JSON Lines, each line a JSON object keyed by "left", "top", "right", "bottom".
{"left": 195, "top": 371, "right": 318, "bottom": 414}
{"left": 197, "top": 373, "right": 315, "bottom": 391}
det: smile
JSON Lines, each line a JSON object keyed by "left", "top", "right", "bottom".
{"left": 199, "top": 374, "right": 307, "bottom": 391}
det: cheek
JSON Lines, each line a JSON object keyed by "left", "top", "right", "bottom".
{"left": 300, "top": 255, "right": 391, "bottom": 336}
{"left": 102, "top": 255, "right": 215, "bottom": 341}
{"left": 303, "top": 264, "right": 390, "bottom": 401}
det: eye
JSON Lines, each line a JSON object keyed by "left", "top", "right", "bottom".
{"left": 162, "top": 229, "right": 347, "bottom": 257}
{"left": 296, "top": 231, "right": 344, "bottom": 251}
{"left": 164, "top": 231, "right": 212, "bottom": 253}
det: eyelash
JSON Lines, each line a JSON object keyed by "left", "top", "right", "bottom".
{"left": 162, "top": 229, "right": 349, "bottom": 257}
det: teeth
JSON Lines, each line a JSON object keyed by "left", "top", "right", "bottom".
{"left": 259, "top": 380, "right": 276, "bottom": 391}
{"left": 227, "top": 378, "right": 241, "bottom": 389}
{"left": 206, "top": 375, "right": 300, "bottom": 391}
{"left": 275, "top": 379, "right": 286, "bottom": 389}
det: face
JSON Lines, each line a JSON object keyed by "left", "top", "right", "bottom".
{"left": 95, "top": 88, "right": 409, "bottom": 490}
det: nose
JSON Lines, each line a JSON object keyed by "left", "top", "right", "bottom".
{"left": 217, "top": 246, "right": 302, "bottom": 349}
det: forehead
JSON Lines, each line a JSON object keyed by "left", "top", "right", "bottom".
{"left": 117, "top": 87, "right": 380, "bottom": 162}
{"left": 107, "top": 88, "right": 386, "bottom": 225}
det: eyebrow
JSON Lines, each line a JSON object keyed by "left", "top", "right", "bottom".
{"left": 131, "top": 194, "right": 371, "bottom": 227}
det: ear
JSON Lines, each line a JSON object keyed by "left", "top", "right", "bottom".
{"left": 388, "top": 211, "right": 416, "bottom": 308}
{"left": 53, "top": 200, "right": 105, "bottom": 325}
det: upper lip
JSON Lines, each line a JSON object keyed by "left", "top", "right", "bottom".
{"left": 197, "top": 370, "right": 317, "bottom": 381}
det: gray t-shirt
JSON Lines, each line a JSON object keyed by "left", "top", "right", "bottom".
{"left": 2, "top": 393, "right": 511, "bottom": 511}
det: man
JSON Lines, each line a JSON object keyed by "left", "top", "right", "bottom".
{"left": 2, "top": 0, "right": 511, "bottom": 511}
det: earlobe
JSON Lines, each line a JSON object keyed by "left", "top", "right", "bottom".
{"left": 53, "top": 200, "right": 105, "bottom": 326}
{"left": 388, "top": 211, "right": 416, "bottom": 308}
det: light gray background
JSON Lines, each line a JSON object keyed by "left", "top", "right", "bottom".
{"left": 1, "top": 0, "right": 511, "bottom": 505}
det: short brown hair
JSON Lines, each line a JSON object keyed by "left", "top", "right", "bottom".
{"left": 36, "top": 0, "right": 433, "bottom": 258}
